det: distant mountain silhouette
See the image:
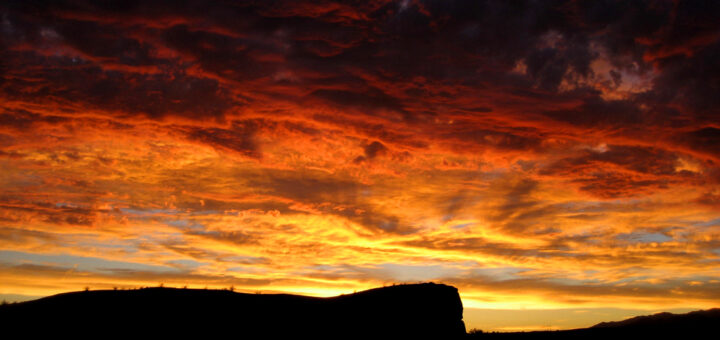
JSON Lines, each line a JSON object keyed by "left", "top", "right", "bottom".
{"left": 469, "top": 308, "right": 720, "bottom": 339}
{"left": 591, "top": 308, "right": 720, "bottom": 329}
{"left": 0, "top": 282, "right": 465, "bottom": 338}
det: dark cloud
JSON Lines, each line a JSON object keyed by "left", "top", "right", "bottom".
{"left": 364, "top": 141, "right": 388, "bottom": 159}
{"left": 186, "top": 120, "right": 261, "bottom": 159}
{"left": 0, "top": 53, "right": 235, "bottom": 121}
{"left": 542, "top": 145, "right": 680, "bottom": 176}
{"left": 540, "top": 144, "right": 690, "bottom": 198}
{"left": 573, "top": 172, "right": 669, "bottom": 199}
{"left": 541, "top": 97, "right": 645, "bottom": 128}
{"left": 2, "top": 0, "right": 716, "bottom": 142}
{"left": 311, "top": 113, "right": 429, "bottom": 150}
{"left": 676, "top": 127, "right": 720, "bottom": 158}
{"left": 53, "top": 18, "right": 158, "bottom": 66}
{"left": 163, "top": 23, "right": 277, "bottom": 81}
{"left": 0, "top": 0, "right": 717, "bottom": 218}
{"left": 0, "top": 110, "right": 69, "bottom": 132}
{"left": 649, "top": 41, "right": 720, "bottom": 117}
{"left": 308, "top": 88, "right": 408, "bottom": 120}
{"left": 252, "top": 169, "right": 363, "bottom": 204}
{"left": 440, "top": 127, "right": 543, "bottom": 152}
{"left": 524, "top": 36, "right": 597, "bottom": 91}
{"left": 354, "top": 141, "right": 388, "bottom": 163}
{"left": 696, "top": 192, "right": 720, "bottom": 208}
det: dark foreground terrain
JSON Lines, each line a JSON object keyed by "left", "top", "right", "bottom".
{"left": 470, "top": 308, "right": 720, "bottom": 339}
{"left": 0, "top": 282, "right": 466, "bottom": 338}
{"left": 2, "top": 283, "right": 718, "bottom": 339}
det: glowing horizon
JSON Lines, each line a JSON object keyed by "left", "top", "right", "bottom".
{"left": 1, "top": 0, "right": 719, "bottom": 332}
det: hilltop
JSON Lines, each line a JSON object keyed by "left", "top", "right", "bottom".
{"left": 0, "top": 282, "right": 465, "bottom": 338}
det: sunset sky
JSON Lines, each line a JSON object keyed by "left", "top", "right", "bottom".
{"left": 1, "top": 0, "right": 719, "bottom": 331}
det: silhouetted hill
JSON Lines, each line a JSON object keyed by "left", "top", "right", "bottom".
{"left": 591, "top": 308, "right": 720, "bottom": 329}
{"left": 469, "top": 308, "right": 720, "bottom": 339}
{"left": 0, "top": 282, "right": 465, "bottom": 338}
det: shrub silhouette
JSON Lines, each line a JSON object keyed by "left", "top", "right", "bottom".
{"left": 469, "top": 328, "right": 484, "bottom": 334}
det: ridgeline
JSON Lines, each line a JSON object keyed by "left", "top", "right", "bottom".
{"left": 0, "top": 282, "right": 466, "bottom": 338}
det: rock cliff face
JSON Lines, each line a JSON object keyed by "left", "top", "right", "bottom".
{"left": 331, "top": 282, "right": 467, "bottom": 337}
{"left": 0, "top": 282, "right": 466, "bottom": 338}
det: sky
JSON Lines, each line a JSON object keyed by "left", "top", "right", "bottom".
{"left": 1, "top": 0, "right": 719, "bottom": 332}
